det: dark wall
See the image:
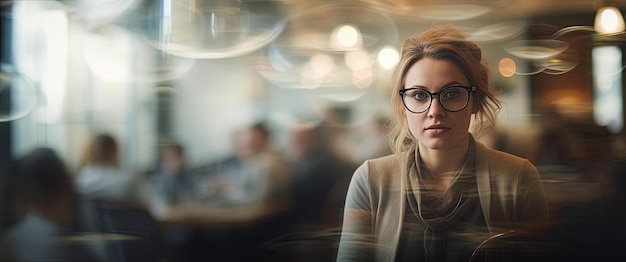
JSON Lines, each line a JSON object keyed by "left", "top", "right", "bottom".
{"left": 529, "top": 13, "right": 596, "bottom": 117}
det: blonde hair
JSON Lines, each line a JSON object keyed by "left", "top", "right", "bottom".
{"left": 388, "top": 25, "right": 501, "bottom": 154}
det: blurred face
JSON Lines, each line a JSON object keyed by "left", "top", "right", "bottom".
{"left": 162, "top": 149, "right": 183, "bottom": 174}
{"left": 234, "top": 129, "right": 267, "bottom": 159}
{"left": 403, "top": 57, "right": 474, "bottom": 151}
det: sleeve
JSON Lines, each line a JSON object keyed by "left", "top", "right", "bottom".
{"left": 336, "top": 161, "right": 374, "bottom": 262}
{"left": 494, "top": 160, "right": 555, "bottom": 261}
{"left": 517, "top": 160, "right": 550, "bottom": 228}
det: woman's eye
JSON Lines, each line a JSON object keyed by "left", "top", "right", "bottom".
{"left": 443, "top": 91, "right": 460, "bottom": 99}
{"left": 413, "top": 92, "right": 429, "bottom": 100}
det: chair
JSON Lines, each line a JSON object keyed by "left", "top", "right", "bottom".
{"left": 469, "top": 228, "right": 565, "bottom": 262}
{"left": 76, "top": 198, "right": 172, "bottom": 262}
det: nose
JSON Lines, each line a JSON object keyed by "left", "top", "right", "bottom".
{"left": 427, "top": 96, "right": 446, "bottom": 118}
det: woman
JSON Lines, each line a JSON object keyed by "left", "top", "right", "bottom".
{"left": 75, "top": 133, "right": 141, "bottom": 203}
{"left": 337, "top": 25, "right": 550, "bottom": 261}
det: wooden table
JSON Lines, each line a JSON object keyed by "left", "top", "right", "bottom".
{"left": 540, "top": 169, "right": 613, "bottom": 207}
{"left": 538, "top": 166, "right": 616, "bottom": 227}
{"left": 153, "top": 201, "right": 290, "bottom": 229}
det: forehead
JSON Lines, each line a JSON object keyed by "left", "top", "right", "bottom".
{"left": 404, "top": 57, "right": 469, "bottom": 89}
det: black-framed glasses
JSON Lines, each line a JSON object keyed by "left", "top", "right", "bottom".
{"left": 399, "top": 85, "right": 476, "bottom": 113}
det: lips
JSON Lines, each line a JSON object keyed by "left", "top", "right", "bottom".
{"left": 425, "top": 124, "right": 450, "bottom": 135}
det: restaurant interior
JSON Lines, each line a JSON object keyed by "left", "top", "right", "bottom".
{"left": 1, "top": 0, "right": 626, "bottom": 261}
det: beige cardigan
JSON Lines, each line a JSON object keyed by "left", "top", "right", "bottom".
{"left": 336, "top": 141, "right": 550, "bottom": 261}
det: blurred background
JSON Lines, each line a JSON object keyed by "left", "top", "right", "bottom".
{"left": 1, "top": 0, "right": 626, "bottom": 261}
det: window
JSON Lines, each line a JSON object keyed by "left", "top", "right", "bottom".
{"left": 592, "top": 45, "right": 624, "bottom": 134}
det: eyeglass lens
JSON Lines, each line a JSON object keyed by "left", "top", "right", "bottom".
{"left": 402, "top": 86, "right": 470, "bottom": 113}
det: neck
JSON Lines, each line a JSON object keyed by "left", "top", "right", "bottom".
{"left": 418, "top": 136, "right": 470, "bottom": 179}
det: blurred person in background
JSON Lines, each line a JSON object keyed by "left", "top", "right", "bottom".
{"left": 141, "top": 139, "right": 194, "bottom": 260}
{"left": 75, "top": 132, "right": 143, "bottom": 205}
{"left": 337, "top": 25, "right": 551, "bottom": 261}
{"left": 73, "top": 133, "right": 149, "bottom": 261}
{"left": 209, "top": 122, "right": 291, "bottom": 206}
{"left": 74, "top": 133, "right": 173, "bottom": 262}
{"left": 143, "top": 140, "right": 192, "bottom": 206}
{"left": 261, "top": 121, "right": 356, "bottom": 262}
{"left": 319, "top": 107, "right": 355, "bottom": 167}
{"left": 286, "top": 121, "right": 353, "bottom": 228}
{"left": 0, "top": 147, "right": 98, "bottom": 261}
{"left": 191, "top": 122, "right": 292, "bottom": 261}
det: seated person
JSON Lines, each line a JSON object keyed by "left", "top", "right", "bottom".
{"left": 0, "top": 148, "right": 98, "bottom": 261}
{"left": 143, "top": 140, "right": 193, "bottom": 205}
{"left": 208, "top": 122, "right": 291, "bottom": 206}
{"left": 75, "top": 133, "right": 143, "bottom": 204}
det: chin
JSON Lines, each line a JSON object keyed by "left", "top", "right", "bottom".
{"left": 419, "top": 139, "right": 447, "bottom": 150}
{"left": 420, "top": 134, "right": 466, "bottom": 150}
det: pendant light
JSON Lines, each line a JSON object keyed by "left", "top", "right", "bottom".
{"left": 594, "top": 4, "right": 625, "bottom": 34}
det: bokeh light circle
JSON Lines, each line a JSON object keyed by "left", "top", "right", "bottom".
{"left": 257, "top": 4, "right": 399, "bottom": 103}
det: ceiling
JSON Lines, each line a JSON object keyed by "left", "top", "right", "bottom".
{"left": 488, "top": 0, "right": 626, "bottom": 18}
{"left": 254, "top": 0, "right": 626, "bottom": 41}
{"left": 272, "top": 0, "right": 626, "bottom": 20}
{"left": 4, "top": 0, "right": 625, "bottom": 24}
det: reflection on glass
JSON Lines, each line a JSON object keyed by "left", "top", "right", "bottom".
{"left": 466, "top": 20, "right": 527, "bottom": 42}
{"left": 502, "top": 39, "right": 569, "bottom": 60}
{"left": 83, "top": 24, "right": 195, "bottom": 82}
{"left": 406, "top": 4, "right": 492, "bottom": 21}
{"left": 257, "top": 4, "right": 398, "bottom": 102}
{"left": 142, "top": 0, "right": 287, "bottom": 59}
{"left": 538, "top": 49, "right": 579, "bottom": 75}
{"left": 505, "top": 55, "right": 545, "bottom": 76}
{"left": 359, "top": 0, "right": 510, "bottom": 21}
{"left": 0, "top": 64, "right": 38, "bottom": 122}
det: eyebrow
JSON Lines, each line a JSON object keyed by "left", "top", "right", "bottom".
{"left": 405, "top": 81, "right": 467, "bottom": 90}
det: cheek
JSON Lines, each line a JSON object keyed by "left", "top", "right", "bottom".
{"left": 471, "top": 95, "right": 479, "bottom": 114}
{"left": 405, "top": 112, "right": 423, "bottom": 137}
{"left": 459, "top": 112, "right": 474, "bottom": 132}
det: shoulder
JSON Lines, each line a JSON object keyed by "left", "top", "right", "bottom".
{"left": 475, "top": 142, "right": 540, "bottom": 184}
{"left": 366, "top": 154, "right": 402, "bottom": 173}
{"left": 352, "top": 154, "right": 400, "bottom": 179}
{"left": 349, "top": 154, "right": 403, "bottom": 192}
{"left": 477, "top": 142, "right": 535, "bottom": 169}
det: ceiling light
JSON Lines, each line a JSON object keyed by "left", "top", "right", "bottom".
{"left": 595, "top": 6, "right": 625, "bottom": 34}
{"left": 330, "top": 24, "right": 363, "bottom": 50}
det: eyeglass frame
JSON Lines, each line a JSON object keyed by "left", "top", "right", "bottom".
{"left": 399, "top": 85, "right": 476, "bottom": 114}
